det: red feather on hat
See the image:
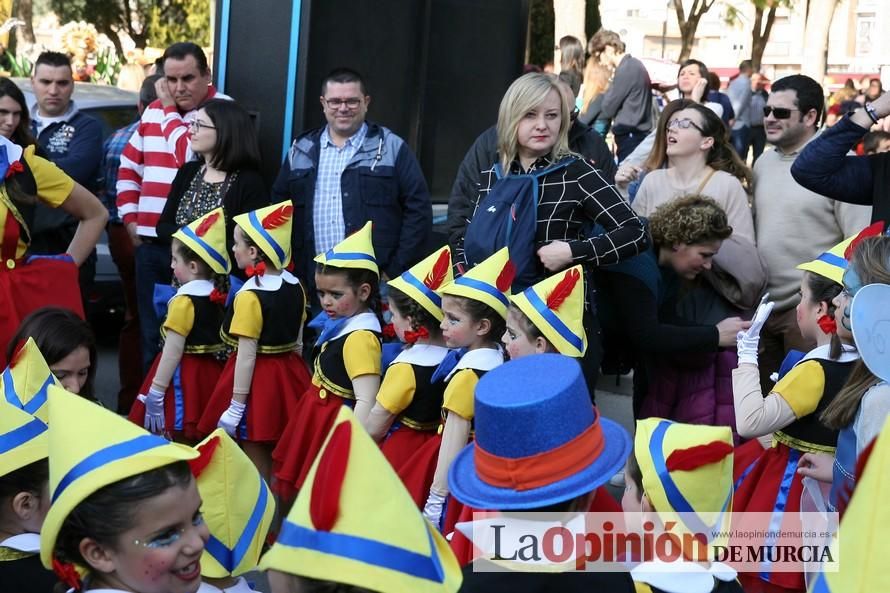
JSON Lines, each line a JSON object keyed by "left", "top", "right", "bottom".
{"left": 310, "top": 421, "right": 352, "bottom": 532}
{"left": 424, "top": 249, "right": 450, "bottom": 290}
{"left": 496, "top": 260, "right": 516, "bottom": 292}
{"left": 546, "top": 268, "right": 580, "bottom": 311}
{"left": 194, "top": 212, "right": 220, "bottom": 237}
{"left": 844, "top": 221, "right": 885, "bottom": 260}
{"left": 261, "top": 204, "right": 294, "bottom": 230}
{"left": 665, "top": 440, "right": 733, "bottom": 472}
{"left": 188, "top": 435, "right": 221, "bottom": 477}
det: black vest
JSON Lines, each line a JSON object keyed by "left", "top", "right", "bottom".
{"left": 221, "top": 281, "right": 305, "bottom": 353}
{"left": 397, "top": 363, "right": 446, "bottom": 430}
{"left": 161, "top": 294, "right": 225, "bottom": 353}
{"left": 313, "top": 329, "right": 382, "bottom": 399}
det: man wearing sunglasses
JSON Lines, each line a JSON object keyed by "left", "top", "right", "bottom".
{"left": 754, "top": 74, "right": 871, "bottom": 391}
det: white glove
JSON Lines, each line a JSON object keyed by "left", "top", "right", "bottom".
{"left": 142, "top": 387, "right": 166, "bottom": 434}
{"left": 218, "top": 399, "right": 246, "bottom": 436}
{"left": 423, "top": 491, "right": 447, "bottom": 530}
{"left": 737, "top": 293, "right": 775, "bottom": 365}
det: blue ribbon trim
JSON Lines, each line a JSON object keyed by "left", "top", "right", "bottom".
{"left": 650, "top": 420, "right": 731, "bottom": 539}
{"left": 248, "top": 211, "right": 286, "bottom": 264}
{"left": 733, "top": 457, "right": 760, "bottom": 491}
{"left": 816, "top": 252, "right": 847, "bottom": 269}
{"left": 0, "top": 417, "right": 47, "bottom": 454}
{"left": 453, "top": 276, "right": 508, "bottom": 308}
{"left": 52, "top": 435, "right": 170, "bottom": 503}
{"left": 759, "top": 448, "right": 801, "bottom": 580}
{"left": 276, "top": 519, "right": 446, "bottom": 583}
{"left": 3, "top": 368, "right": 53, "bottom": 416}
{"left": 173, "top": 365, "right": 184, "bottom": 432}
{"left": 323, "top": 250, "right": 377, "bottom": 265}
{"left": 205, "top": 479, "right": 270, "bottom": 571}
{"left": 809, "top": 573, "right": 831, "bottom": 593}
{"left": 524, "top": 287, "right": 583, "bottom": 352}
{"left": 401, "top": 272, "right": 442, "bottom": 309}
{"left": 179, "top": 226, "right": 228, "bottom": 271}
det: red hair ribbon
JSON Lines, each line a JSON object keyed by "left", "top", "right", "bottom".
{"left": 844, "top": 221, "right": 886, "bottom": 260}
{"left": 665, "top": 440, "right": 733, "bottom": 472}
{"left": 209, "top": 288, "right": 228, "bottom": 305}
{"left": 817, "top": 314, "right": 837, "bottom": 335}
{"left": 246, "top": 261, "right": 266, "bottom": 278}
{"left": 404, "top": 326, "right": 430, "bottom": 344}
{"left": 474, "top": 413, "right": 605, "bottom": 491}
{"left": 381, "top": 323, "right": 396, "bottom": 339}
{"left": 310, "top": 421, "right": 351, "bottom": 531}
{"left": 5, "top": 160, "right": 23, "bottom": 179}
{"left": 52, "top": 557, "right": 82, "bottom": 591}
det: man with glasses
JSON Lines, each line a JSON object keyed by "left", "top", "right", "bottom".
{"left": 117, "top": 42, "right": 230, "bottom": 371}
{"left": 753, "top": 74, "right": 870, "bottom": 391}
{"left": 272, "top": 67, "right": 431, "bottom": 307}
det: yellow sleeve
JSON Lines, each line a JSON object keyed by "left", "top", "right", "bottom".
{"left": 377, "top": 363, "right": 417, "bottom": 414}
{"left": 24, "top": 146, "right": 75, "bottom": 207}
{"left": 633, "top": 582, "right": 654, "bottom": 593}
{"left": 443, "top": 369, "right": 478, "bottom": 420}
{"left": 343, "top": 330, "right": 382, "bottom": 379}
{"left": 773, "top": 360, "right": 826, "bottom": 418}
{"left": 163, "top": 296, "right": 195, "bottom": 336}
{"left": 228, "top": 291, "right": 263, "bottom": 339}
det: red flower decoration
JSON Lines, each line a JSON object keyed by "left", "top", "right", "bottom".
{"left": 817, "top": 314, "right": 837, "bottom": 335}
{"left": 5, "top": 160, "right": 23, "bottom": 179}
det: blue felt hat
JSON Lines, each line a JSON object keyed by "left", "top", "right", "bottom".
{"left": 448, "top": 354, "right": 631, "bottom": 509}
{"left": 851, "top": 283, "right": 890, "bottom": 383}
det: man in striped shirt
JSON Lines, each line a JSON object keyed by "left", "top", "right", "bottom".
{"left": 116, "top": 42, "right": 230, "bottom": 370}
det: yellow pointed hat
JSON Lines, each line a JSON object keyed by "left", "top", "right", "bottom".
{"left": 440, "top": 247, "right": 513, "bottom": 319}
{"left": 314, "top": 220, "right": 378, "bottom": 276}
{"left": 797, "top": 235, "right": 856, "bottom": 286}
{"left": 1, "top": 337, "right": 60, "bottom": 423}
{"left": 192, "top": 429, "right": 275, "bottom": 578}
{"left": 509, "top": 264, "right": 587, "bottom": 357}
{"left": 808, "top": 415, "right": 890, "bottom": 592}
{"left": 634, "top": 418, "right": 734, "bottom": 548}
{"left": 387, "top": 246, "right": 454, "bottom": 321}
{"left": 259, "top": 407, "right": 462, "bottom": 593}
{"left": 0, "top": 399, "right": 48, "bottom": 478}
{"left": 233, "top": 201, "right": 293, "bottom": 269}
{"left": 173, "top": 206, "right": 231, "bottom": 274}
{"left": 40, "top": 385, "right": 197, "bottom": 569}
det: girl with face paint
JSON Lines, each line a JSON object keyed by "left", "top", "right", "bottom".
{"left": 799, "top": 234, "right": 890, "bottom": 515}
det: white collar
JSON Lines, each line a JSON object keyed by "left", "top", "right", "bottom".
{"left": 332, "top": 311, "right": 381, "bottom": 340}
{"left": 198, "top": 577, "right": 255, "bottom": 593}
{"left": 0, "top": 135, "right": 22, "bottom": 163}
{"left": 631, "top": 560, "right": 738, "bottom": 593}
{"left": 446, "top": 347, "right": 504, "bottom": 381}
{"left": 237, "top": 272, "right": 299, "bottom": 293}
{"left": 0, "top": 532, "right": 40, "bottom": 552}
{"left": 800, "top": 343, "right": 859, "bottom": 365}
{"left": 175, "top": 279, "right": 214, "bottom": 299}
{"left": 392, "top": 344, "right": 450, "bottom": 367}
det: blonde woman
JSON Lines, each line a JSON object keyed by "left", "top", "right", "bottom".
{"left": 452, "top": 72, "right": 647, "bottom": 396}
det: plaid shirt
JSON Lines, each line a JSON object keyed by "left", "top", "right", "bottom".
{"left": 313, "top": 123, "right": 368, "bottom": 254}
{"left": 100, "top": 121, "right": 138, "bottom": 223}
{"left": 455, "top": 155, "right": 647, "bottom": 269}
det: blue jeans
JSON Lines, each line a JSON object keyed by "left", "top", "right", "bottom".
{"left": 731, "top": 126, "right": 751, "bottom": 159}
{"left": 135, "top": 241, "right": 172, "bottom": 373}
{"left": 612, "top": 124, "right": 649, "bottom": 163}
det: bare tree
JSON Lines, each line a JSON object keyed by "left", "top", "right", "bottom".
{"left": 800, "top": 0, "right": 840, "bottom": 81}
{"left": 553, "top": 0, "right": 586, "bottom": 71}
{"left": 750, "top": 0, "right": 794, "bottom": 71}
{"left": 675, "top": 0, "right": 719, "bottom": 62}
{"left": 12, "top": 0, "right": 35, "bottom": 45}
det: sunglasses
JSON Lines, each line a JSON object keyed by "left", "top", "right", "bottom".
{"left": 762, "top": 106, "right": 799, "bottom": 119}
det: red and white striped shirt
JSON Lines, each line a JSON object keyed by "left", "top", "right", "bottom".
{"left": 116, "top": 87, "right": 230, "bottom": 237}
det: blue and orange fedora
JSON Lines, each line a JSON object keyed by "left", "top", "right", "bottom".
{"left": 448, "top": 354, "right": 630, "bottom": 509}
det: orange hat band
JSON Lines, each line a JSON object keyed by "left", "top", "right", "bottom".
{"left": 474, "top": 414, "right": 604, "bottom": 491}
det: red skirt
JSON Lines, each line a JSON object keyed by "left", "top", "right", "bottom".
{"left": 197, "top": 351, "right": 310, "bottom": 442}
{"left": 271, "top": 383, "right": 354, "bottom": 498}
{"left": 128, "top": 353, "right": 224, "bottom": 440}
{"left": 380, "top": 423, "right": 439, "bottom": 476}
{"left": 390, "top": 431, "right": 443, "bottom": 508}
{"left": 0, "top": 259, "right": 83, "bottom": 367}
{"left": 732, "top": 439, "right": 806, "bottom": 592}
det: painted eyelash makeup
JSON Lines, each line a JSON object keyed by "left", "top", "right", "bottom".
{"left": 133, "top": 513, "right": 205, "bottom": 548}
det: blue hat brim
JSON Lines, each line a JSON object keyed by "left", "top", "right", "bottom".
{"left": 852, "top": 283, "right": 890, "bottom": 383}
{"left": 448, "top": 416, "right": 631, "bottom": 509}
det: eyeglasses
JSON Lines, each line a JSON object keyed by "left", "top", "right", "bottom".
{"left": 322, "top": 98, "right": 363, "bottom": 110}
{"left": 189, "top": 120, "right": 215, "bottom": 132}
{"left": 762, "top": 106, "right": 799, "bottom": 119}
{"left": 666, "top": 117, "right": 704, "bottom": 133}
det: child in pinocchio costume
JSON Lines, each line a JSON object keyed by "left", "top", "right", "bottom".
{"left": 363, "top": 245, "right": 453, "bottom": 470}
{"left": 192, "top": 429, "right": 275, "bottom": 593}
{"left": 259, "top": 406, "right": 463, "bottom": 593}
{"left": 0, "top": 401, "right": 57, "bottom": 593}
{"left": 731, "top": 235, "right": 859, "bottom": 593}
{"left": 129, "top": 207, "right": 229, "bottom": 441}
{"left": 412, "top": 248, "right": 510, "bottom": 529}
{"left": 198, "top": 202, "right": 311, "bottom": 482}
{"left": 624, "top": 418, "right": 743, "bottom": 593}
{"left": 40, "top": 385, "right": 206, "bottom": 593}
{"left": 0, "top": 336, "right": 60, "bottom": 422}
{"left": 272, "top": 222, "right": 382, "bottom": 498}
